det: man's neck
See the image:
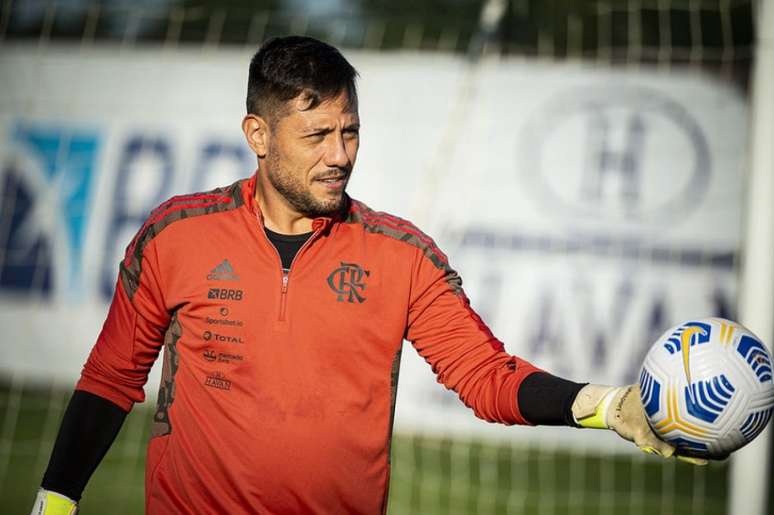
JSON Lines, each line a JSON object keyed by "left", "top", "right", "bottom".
{"left": 253, "top": 176, "right": 314, "bottom": 235}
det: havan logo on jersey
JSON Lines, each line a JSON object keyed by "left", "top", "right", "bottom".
{"left": 204, "top": 371, "right": 232, "bottom": 390}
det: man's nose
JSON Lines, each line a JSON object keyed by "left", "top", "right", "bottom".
{"left": 324, "top": 132, "right": 350, "bottom": 169}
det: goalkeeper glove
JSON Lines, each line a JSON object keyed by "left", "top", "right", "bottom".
{"left": 571, "top": 384, "right": 708, "bottom": 465}
{"left": 31, "top": 489, "right": 78, "bottom": 515}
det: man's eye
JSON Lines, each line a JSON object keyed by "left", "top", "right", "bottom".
{"left": 343, "top": 129, "right": 359, "bottom": 139}
{"left": 306, "top": 133, "right": 325, "bottom": 142}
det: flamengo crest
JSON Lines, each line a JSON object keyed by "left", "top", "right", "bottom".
{"left": 327, "top": 262, "right": 369, "bottom": 303}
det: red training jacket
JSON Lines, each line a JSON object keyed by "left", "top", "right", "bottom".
{"left": 77, "top": 174, "right": 542, "bottom": 514}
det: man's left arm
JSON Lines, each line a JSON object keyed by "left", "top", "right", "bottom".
{"left": 404, "top": 243, "right": 576, "bottom": 426}
{"left": 404, "top": 244, "right": 700, "bottom": 463}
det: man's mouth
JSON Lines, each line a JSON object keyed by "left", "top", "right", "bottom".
{"left": 314, "top": 172, "right": 348, "bottom": 188}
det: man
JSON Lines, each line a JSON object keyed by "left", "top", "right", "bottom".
{"left": 32, "top": 36, "right": 696, "bottom": 515}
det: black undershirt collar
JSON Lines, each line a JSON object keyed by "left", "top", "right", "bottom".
{"left": 264, "top": 227, "right": 313, "bottom": 271}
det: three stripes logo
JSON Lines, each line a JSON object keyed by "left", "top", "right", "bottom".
{"left": 207, "top": 259, "right": 240, "bottom": 281}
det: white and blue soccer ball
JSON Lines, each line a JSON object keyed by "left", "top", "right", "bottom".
{"left": 639, "top": 318, "right": 774, "bottom": 459}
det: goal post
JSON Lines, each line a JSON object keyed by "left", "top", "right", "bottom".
{"left": 730, "top": 1, "right": 774, "bottom": 514}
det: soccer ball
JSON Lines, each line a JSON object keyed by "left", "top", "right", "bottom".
{"left": 639, "top": 318, "right": 774, "bottom": 459}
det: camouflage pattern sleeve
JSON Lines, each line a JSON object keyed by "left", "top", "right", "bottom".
{"left": 76, "top": 228, "right": 170, "bottom": 412}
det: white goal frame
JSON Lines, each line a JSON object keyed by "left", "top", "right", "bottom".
{"left": 730, "top": 1, "right": 774, "bottom": 514}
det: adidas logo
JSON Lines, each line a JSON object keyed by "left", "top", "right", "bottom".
{"left": 207, "top": 259, "right": 240, "bottom": 281}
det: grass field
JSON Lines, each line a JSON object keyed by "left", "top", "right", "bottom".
{"left": 1, "top": 379, "right": 730, "bottom": 514}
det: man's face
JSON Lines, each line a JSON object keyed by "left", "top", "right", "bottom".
{"left": 264, "top": 91, "right": 360, "bottom": 218}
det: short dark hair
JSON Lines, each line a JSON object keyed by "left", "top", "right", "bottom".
{"left": 246, "top": 36, "right": 359, "bottom": 122}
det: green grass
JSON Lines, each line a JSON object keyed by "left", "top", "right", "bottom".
{"left": 388, "top": 435, "right": 728, "bottom": 514}
{"left": 1, "top": 380, "right": 729, "bottom": 514}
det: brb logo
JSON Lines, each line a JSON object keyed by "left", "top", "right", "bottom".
{"left": 327, "top": 262, "right": 369, "bottom": 303}
{"left": 0, "top": 124, "right": 100, "bottom": 297}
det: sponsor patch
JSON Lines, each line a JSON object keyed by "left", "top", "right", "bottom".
{"left": 206, "top": 316, "right": 244, "bottom": 327}
{"left": 217, "top": 352, "right": 243, "bottom": 364}
{"left": 204, "top": 372, "right": 231, "bottom": 390}
{"left": 208, "top": 288, "right": 243, "bottom": 301}
{"left": 203, "top": 331, "right": 244, "bottom": 344}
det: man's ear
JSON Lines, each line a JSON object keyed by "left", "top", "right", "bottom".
{"left": 242, "top": 114, "right": 270, "bottom": 158}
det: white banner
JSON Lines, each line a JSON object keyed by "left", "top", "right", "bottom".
{"left": 0, "top": 46, "right": 748, "bottom": 447}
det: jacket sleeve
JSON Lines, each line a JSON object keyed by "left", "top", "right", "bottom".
{"left": 405, "top": 244, "right": 543, "bottom": 426}
{"left": 75, "top": 235, "right": 169, "bottom": 412}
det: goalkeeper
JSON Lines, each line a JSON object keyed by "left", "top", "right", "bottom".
{"left": 33, "top": 36, "right": 700, "bottom": 515}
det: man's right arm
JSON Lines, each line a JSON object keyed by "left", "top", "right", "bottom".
{"left": 34, "top": 391, "right": 128, "bottom": 510}
{"left": 34, "top": 232, "right": 171, "bottom": 512}
{"left": 76, "top": 238, "right": 170, "bottom": 411}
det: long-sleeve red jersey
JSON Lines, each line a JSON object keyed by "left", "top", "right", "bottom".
{"left": 76, "top": 174, "right": 543, "bottom": 514}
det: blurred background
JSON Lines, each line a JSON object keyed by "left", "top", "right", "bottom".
{"left": 0, "top": 0, "right": 770, "bottom": 513}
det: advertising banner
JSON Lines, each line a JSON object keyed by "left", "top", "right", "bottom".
{"left": 0, "top": 46, "right": 747, "bottom": 446}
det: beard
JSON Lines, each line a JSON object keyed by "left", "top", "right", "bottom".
{"left": 264, "top": 145, "right": 348, "bottom": 218}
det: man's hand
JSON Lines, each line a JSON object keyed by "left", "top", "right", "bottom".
{"left": 31, "top": 489, "right": 78, "bottom": 515}
{"left": 572, "top": 384, "right": 708, "bottom": 465}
